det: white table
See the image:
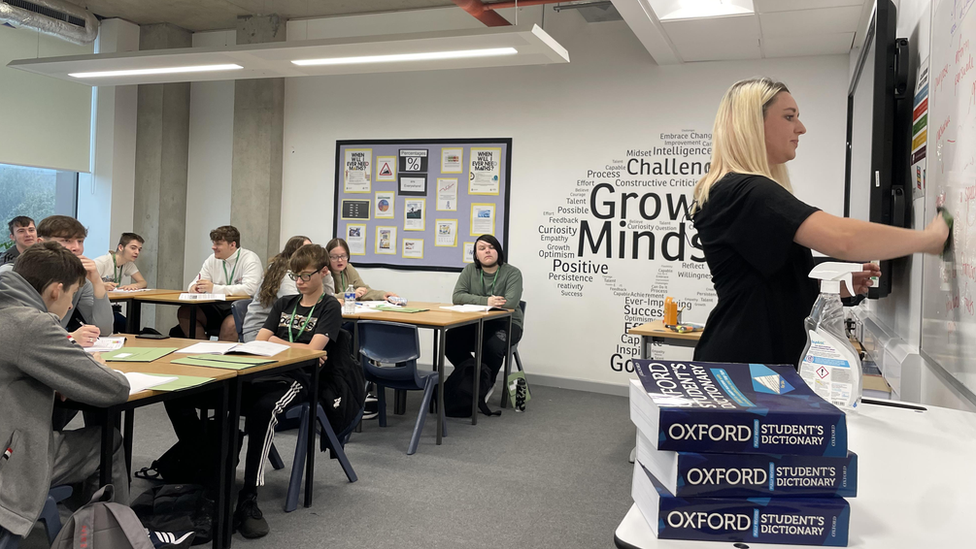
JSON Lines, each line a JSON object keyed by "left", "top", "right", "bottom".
{"left": 614, "top": 400, "right": 976, "bottom": 548}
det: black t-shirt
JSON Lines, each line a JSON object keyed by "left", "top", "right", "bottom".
{"left": 260, "top": 293, "right": 342, "bottom": 386}
{"left": 692, "top": 173, "right": 820, "bottom": 367}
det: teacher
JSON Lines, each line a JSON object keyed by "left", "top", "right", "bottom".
{"left": 691, "top": 77, "right": 949, "bottom": 366}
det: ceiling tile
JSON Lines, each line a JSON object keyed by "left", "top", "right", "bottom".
{"left": 753, "top": 0, "right": 864, "bottom": 13}
{"left": 762, "top": 32, "right": 854, "bottom": 58}
{"left": 760, "top": 5, "right": 862, "bottom": 37}
{"left": 662, "top": 14, "right": 761, "bottom": 62}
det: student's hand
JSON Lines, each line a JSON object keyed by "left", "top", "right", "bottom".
{"left": 924, "top": 212, "right": 951, "bottom": 255}
{"left": 103, "top": 281, "right": 119, "bottom": 291}
{"left": 72, "top": 325, "right": 101, "bottom": 347}
{"left": 91, "top": 352, "right": 106, "bottom": 365}
{"left": 844, "top": 263, "right": 882, "bottom": 297}
{"left": 318, "top": 352, "right": 328, "bottom": 366}
{"left": 487, "top": 295, "right": 506, "bottom": 308}
{"left": 383, "top": 291, "right": 398, "bottom": 300}
{"left": 119, "top": 284, "right": 140, "bottom": 291}
{"left": 78, "top": 255, "right": 100, "bottom": 282}
{"left": 194, "top": 280, "right": 214, "bottom": 293}
{"left": 354, "top": 287, "right": 368, "bottom": 299}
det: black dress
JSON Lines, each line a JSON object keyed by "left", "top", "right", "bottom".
{"left": 692, "top": 173, "right": 821, "bottom": 367}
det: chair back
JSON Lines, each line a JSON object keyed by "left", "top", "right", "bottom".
{"left": 231, "top": 298, "right": 252, "bottom": 342}
{"left": 357, "top": 321, "right": 423, "bottom": 385}
{"left": 519, "top": 300, "right": 526, "bottom": 316}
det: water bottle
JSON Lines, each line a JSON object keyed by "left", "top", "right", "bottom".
{"left": 343, "top": 284, "right": 356, "bottom": 315}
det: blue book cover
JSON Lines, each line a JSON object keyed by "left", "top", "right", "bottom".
{"left": 636, "top": 430, "right": 858, "bottom": 498}
{"left": 633, "top": 463, "right": 850, "bottom": 546}
{"left": 632, "top": 360, "right": 847, "bottom": 456}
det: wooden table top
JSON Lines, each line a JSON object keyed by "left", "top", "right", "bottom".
{"left": 129, "top": 292, "right": 251, "bottom": 304}
{"left": 344, "top": 301, "right": 513, "bottom": 327}
{"left": 627, "top": 319, "right": 703, "bottom": 342}
{"left": 107, "top": 289, "right": 181, "bottom": 302}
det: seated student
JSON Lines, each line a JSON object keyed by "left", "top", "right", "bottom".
{"left": 0, "top": 216, "right": 36, "bottom": 266}
{"left": 325, "top": 238, "right": 397, "bottom": 302}
{"left": 0, "top": 216, "right": 114, "bottom": 345}
{"left": 95, "top": 233, "right": 148, "bottom": 334}
{"left": 178, "top": 225, "right": 263, "bottom": 341}
{"left": 164, "top": 244, "right": 341, "bottom": 539}
{"left": 0, "top": 242, "right": 130, "bottom": 540}
{"left": 241, "top": 235, "right": 334, "bottom": 342}
{"left": 447, "top": 234, "right": 524, "bottom": 391}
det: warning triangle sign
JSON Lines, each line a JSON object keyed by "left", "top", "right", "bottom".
{"left": 379, "top": 162, "right": 393, "bottom": 176}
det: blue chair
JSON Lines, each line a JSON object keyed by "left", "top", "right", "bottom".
{"left": 281, "top": 403, "right": 362, "bottom": 512}
{"left": 357, "top": 321, "right": 447, "bottom": 455}
{"left": 231, "top": 298, "right": 252, "bottom": 342}
{"left": 0, "top": 486, "right": 72, "bottom": 549}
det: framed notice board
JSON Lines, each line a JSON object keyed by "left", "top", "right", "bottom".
{"left": 333, "top": 138, "right": 512, "bottom": 272}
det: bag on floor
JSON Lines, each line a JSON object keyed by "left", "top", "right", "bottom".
{"left": 141, "top": 420, "right": 243, "bottom": 487}
{"left": 441, "top": 358, "right": 500, "bottom": 418}
{"left": 132, "top": 484, "right": 212, "bottom": 546}
{"left": 319, "top": 328, "right": 366, "bottom": 445}
{"left": 51, "top": 484, "right": 192, "bottom": 549}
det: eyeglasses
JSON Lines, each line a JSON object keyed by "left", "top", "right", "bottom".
{"left": 329, "top": 254, "right": 348, "bottom": 261}
{"left": 288, "top": 271, "right": 319, "bottom": 282}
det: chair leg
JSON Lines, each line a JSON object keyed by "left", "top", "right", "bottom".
{"left": 377, "top": 385, "right": 388, "bottom": 428}
{"left": 39, "top": 485, "right": 72, "bottom": 544}
{"left": 514, "top": 348, "right": 523, "bottom": 372}
{"left": 0, "top": 529, "right": 20, "bottom": 549}
{"left": 268, "top": 443, "right": 285, "bottom": 470}
{"left": 315, "top": 405, "right": 358, "bottom": 483}
{"left": 408, "top": 377, "right": 437, "bottom": 455}
{"left": 283, "top": 404, "right": 311, "bottom": 513}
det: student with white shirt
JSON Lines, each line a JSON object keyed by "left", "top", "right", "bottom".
{"left": 178, "top": 225, "right": 263, "bottom": 341}
{"left": 94, "top": 233, "right": 148, "bottom": 291}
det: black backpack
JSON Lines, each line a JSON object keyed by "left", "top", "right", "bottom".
{"left": 319, "top": 328, "right": 366, "bottom": 445}
{"left": 441, "top": 358, "right": 501, "bottom": 418}
{"left": 131, "top": 484, "right": 211, "bottom": 546}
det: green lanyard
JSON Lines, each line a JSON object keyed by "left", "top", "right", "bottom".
{"left": 288, "top": 293, "right": 325, "bottom": 343}
{"left": 112, "top": 252, "right": 122, "bottom": 285}
{"left": 338, "top": 271, "right": 346, "bottom": 293}
{"left": 481, "top": 269, "right": 498, "bottom": 295}
{"left": 222, "top": 249, "right": 242, "bottom": 285}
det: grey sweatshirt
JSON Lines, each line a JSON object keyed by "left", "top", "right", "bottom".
{"left": 0, "top": 271, "right": 129, "bottom": 536}
{"left": 0, "top": 262, "right": 114, "bottom": 334}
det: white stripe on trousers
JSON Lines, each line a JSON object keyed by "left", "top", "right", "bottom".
{"left": 256, "top": 381, "right": 303, "bottom": 486}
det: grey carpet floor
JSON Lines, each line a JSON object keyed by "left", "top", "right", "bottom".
{"left": 26, "top": 384, "right": 636, "bottom": 549}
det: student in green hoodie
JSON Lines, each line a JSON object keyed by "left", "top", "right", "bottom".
{"left": 448, "top": 234, "right": 523, "bottom": 388}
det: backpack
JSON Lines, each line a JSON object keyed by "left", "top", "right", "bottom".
{"left": 144, "top": 420, "right": 243, "bottom": 487}
{"left": 131, "top": 485, "right": 212, "bottom": 546}
{"left": 51, "top": 485, "right": 193, "bottom": 549}
{"left": 318, "top": 328, "right": 366, "bottom": 445}
{"left": 440, "top": 358, "right": 501, "bottom": 418}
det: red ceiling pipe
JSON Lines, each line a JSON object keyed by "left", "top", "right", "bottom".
{"left": 451, "top": 0, "right": 513, "bottom": 26}
{"left": 483, "top": 0, "right": 567, "bottom": 9}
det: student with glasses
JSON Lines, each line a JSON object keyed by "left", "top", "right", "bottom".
{"left": 324, "top": 238, "right": 397, "bottom": 303}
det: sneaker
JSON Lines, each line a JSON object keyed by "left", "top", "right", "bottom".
{"left": 234, "top": 492, "right": 269, "bottom": 539}
{"left": 362, "top": 395, "right": 379, "bottom": 420}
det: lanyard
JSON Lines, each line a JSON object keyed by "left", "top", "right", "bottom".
{"left": 222, "top": 249, "right": 241, "bottom": 285}
{"left": 481, "top": 269, "right": 498, "bottom": 295}
{"left": 288, "top": 292, "right": 324, "bottom": 343}
{"left": 112, "top": 252, "right": 122, "bottom": 285}
{"left": 338, "top": 270, "right": 346, "bottom": 293}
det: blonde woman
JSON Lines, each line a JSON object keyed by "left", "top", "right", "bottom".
{"left": 691, "top": 77, "right": 948, "bottom": 366}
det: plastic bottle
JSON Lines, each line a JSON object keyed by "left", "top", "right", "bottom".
{"left": 798, "top": 262, "right": 864, "bottom": 413}
{"left": 343, "top": 284, "right": 356, "bottom": 315}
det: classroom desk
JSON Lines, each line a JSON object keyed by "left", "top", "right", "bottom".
{"left": 110, "top": 290, "right": 249, "bottom": 335}
{"left": 613, "top": 400, "right": 976, "bottom": 548}
{"left": 343, "top": 302, "right": 514, "bottom": 435}
{"left": 75, "top": 335, "right": 326, "bottom": 549}
{"left": 627, "top": 320, "right": 702, "bottom": 359}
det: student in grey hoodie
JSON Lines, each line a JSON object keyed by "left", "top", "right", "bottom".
{"left": 0, "top": 242, "right": 130, "bottom": 539}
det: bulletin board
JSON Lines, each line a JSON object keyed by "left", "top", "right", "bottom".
{"left": 333, "top": 138, "right": 512, "bottom": 272}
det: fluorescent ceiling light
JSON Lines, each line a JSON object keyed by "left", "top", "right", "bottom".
{"left": 293, "top": 47, "right": 518, "bottom": 66}
{"left": 68, "top": 63, "right": 243, "bottom": 78}
{"left": 654, "top": 0, "right": 754, "bottom": 21}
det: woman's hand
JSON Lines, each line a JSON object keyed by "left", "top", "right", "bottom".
{"left": 842, "top": 263, "right": 881, "bottom": 297}
{"left": 354, "top": 287, "right": 368, "bottom": 299}
{"left": 103, "top": 281, "right": 119, "bottom": 291}
{"left": 924, "top": 212, "right": 951, "bottom": 255}
{"left": 383, "top": 291, "right": 398, "bottom": 300}
{"left": 487, "top": 295, "right": 506, "bottom": 308}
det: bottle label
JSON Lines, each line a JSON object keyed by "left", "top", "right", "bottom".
{"left": 799, "top": 331, "right": 855, "bottom": 408}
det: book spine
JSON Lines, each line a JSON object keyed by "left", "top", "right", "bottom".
{"left": 673, "top": 452, "right": 858, "bottom": 498}
{"left": 657, "top": 496, "right": 850, "bottom": 546}
{"left": 658, "top": 409, "right": 848, "bottom": 456}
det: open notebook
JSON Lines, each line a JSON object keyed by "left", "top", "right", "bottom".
{"left": 175, "top": 340, "right": 289, "bottom": 357}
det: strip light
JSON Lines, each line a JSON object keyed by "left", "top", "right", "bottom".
{"left": 69, "top": 64, "right": 243, "bottom": 78}
{"left": 292, "top": 47, "right": 518, "bottom": 66}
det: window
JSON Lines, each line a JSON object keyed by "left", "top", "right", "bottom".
{"left": 0, "top": 163, "right": 78, "bottom": 251}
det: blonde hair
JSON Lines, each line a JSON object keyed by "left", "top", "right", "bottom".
{"left": 691, "top": 77, "right": 793, "bottom": 213}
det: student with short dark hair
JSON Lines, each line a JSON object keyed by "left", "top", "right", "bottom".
{"left": 448, "top": 234, "right": 524, "bottom": 390}
{"left": 94, "top": 233, "right": 147, "bottom": 291}
{"left": 179, "top": 225, "right": 263, "bottom": 340}
{"left": 0, "top": 216, "right": 36, "bottom": 266}
{"left": 324, "top": 238, "right": 396, "bottom": 302}
{"left": 0, "top": 216, "right": 114, "bottom": 344}
{"left": 0, "top": 242, "right": 130, "bottom": 539}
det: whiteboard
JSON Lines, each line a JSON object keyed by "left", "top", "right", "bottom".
{"left": 920, "top": 0, "right": 976, "bottom": 400}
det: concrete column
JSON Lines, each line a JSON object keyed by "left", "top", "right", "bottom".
{"left": 231, "top": 15, "right": 286, "bottom": 264}
{"left": 133, "top": 23, "right": 192, "bottom": 329}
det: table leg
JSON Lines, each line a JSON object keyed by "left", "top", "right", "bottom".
{"left": 471, "top": 319, "right": 484, "bottom": 425}
{"left": 189, "top": 303, "right": 199, "bottom": 339}
{"left": 214, "top": 382, "right": 230, "bottom": 549}
{"left": 642, "top": 336, "right": 650, "bottom": 360}
{"left": 500, "top": 314, "right": 513, "bottom": 409}
{"left": 123, "top": 410, "right": 134, "bottom": 477}
{"left": 436, "top": 327, "right": 446, "bottom": 445}
{"left": 222, "top": 379, "right": 243, "bottom": 547}
{"left": 99, "top": 408, "right": 117, "bottom": 486}
{"left": 304, "top": 360, "right": 319, "bottom": 508}
{"left": 126, "top": 299, "right": 140, "bottom": 333}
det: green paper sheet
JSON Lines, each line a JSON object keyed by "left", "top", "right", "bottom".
{"left": 375, "top": 305, "right": 429, "bottom": 313}
{"left": 103, "top": 347, "right": 178, "bottom": 362}
{"left": 172, "top": 356, "right": 272, "bottom": 370}
{"left": 187, "top": 354, "right": 274, "bottom": 364}
{"left": 142, "top": 373, "right": 214, "bottom": 391}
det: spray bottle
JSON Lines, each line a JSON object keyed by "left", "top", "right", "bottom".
{"left": 798, "top": 262, "right": 864, "bottom": 413}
